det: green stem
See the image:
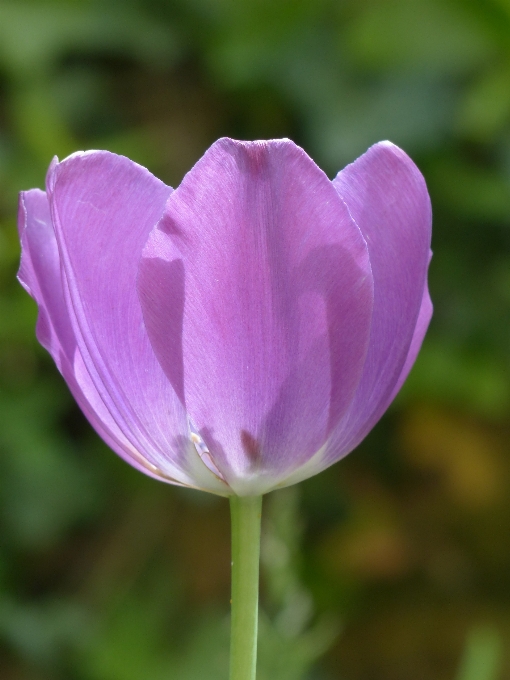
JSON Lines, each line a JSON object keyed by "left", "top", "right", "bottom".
{"left": 229, "top": 494, "right": 263, "bottom": 680}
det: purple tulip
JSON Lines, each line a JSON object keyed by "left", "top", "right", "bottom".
{"left": 17, "top": 138, "right": 432, "bottom": 496}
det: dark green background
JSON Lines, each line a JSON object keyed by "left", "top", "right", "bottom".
{"left": 1, "top": 0, "right": 510, "bottom": 678}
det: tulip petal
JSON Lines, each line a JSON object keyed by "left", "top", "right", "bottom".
{"left": 279, "top": 282, "right": 432, "bottom": 490}
{"left": 18, "top": 189, "right": 72, "bottom": 360}
{"left": 46, "top": 152, "right": 228, "bottom": 494}
{"left": 17, "top": 190, "right": 170, "bottom": 482}
{"left": 388, "top": 279, "right": 432, "bottom": 403}
{"left": 139, "top": 138, "right": 374, "bottom": 494}
{"left": 325, "top": 141, "right": 432, "bottom": 463}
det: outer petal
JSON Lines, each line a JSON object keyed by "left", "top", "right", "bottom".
{"left": 138, "top": 138, "right": 374, "bottom": 495}
{"left": 18, "top": 189, "right": 72, "bottom": 360}
{"left": 388, "top": 278, "right": 432, "bottom": 403}
{"left": 275, "top": 144, "right": 432, "bottom": 489}
{"left": 45, "top": 152, "right": 227, "bottom": 494}
{"left": 17, "top": 190, "right": 174, "bottom": 483}
{"left": 325, "top": 141, "right": 432, "bottom": 464}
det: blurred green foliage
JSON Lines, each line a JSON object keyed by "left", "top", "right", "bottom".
{"left": 1, "top": 0, "right": 510, "bottom": 678}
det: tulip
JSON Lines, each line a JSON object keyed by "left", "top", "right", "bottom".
{"left": 17, "top": 138, "right": 432, "bottom": 496}
{"left": 18, "top": 138, "right": 432, "bottom": 680}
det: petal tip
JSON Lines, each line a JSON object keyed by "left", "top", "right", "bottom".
{"left": 213, "top": 136, "right": 300, "bottom": 154}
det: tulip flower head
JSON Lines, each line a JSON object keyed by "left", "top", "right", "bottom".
{"left": 18, "top": 138, "right": 432, "bottom": 497}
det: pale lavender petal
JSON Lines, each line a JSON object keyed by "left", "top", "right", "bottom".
{"left": 283, "top": 280, "right": 432, "bottom": 490}
{"left": 323, "top": 141, "right": 432, "bottom": 465}
{"left": 388, "top": 279, "right": 432, "bottom": 403}
{"left": 18, "top": 190, "right": 72, "bottom": 359}
{"left": 138, "top": 138, "right": 374, "bottom": 494}
{"left": 17, "top": 189, "right": 212, "bottom": 487}
{"left": 46, "top": 152, "right": 228, "bottom": 494}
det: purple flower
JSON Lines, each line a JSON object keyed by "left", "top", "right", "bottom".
{"left": 17, "top": 138, "right": 432, "bottom": 496}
